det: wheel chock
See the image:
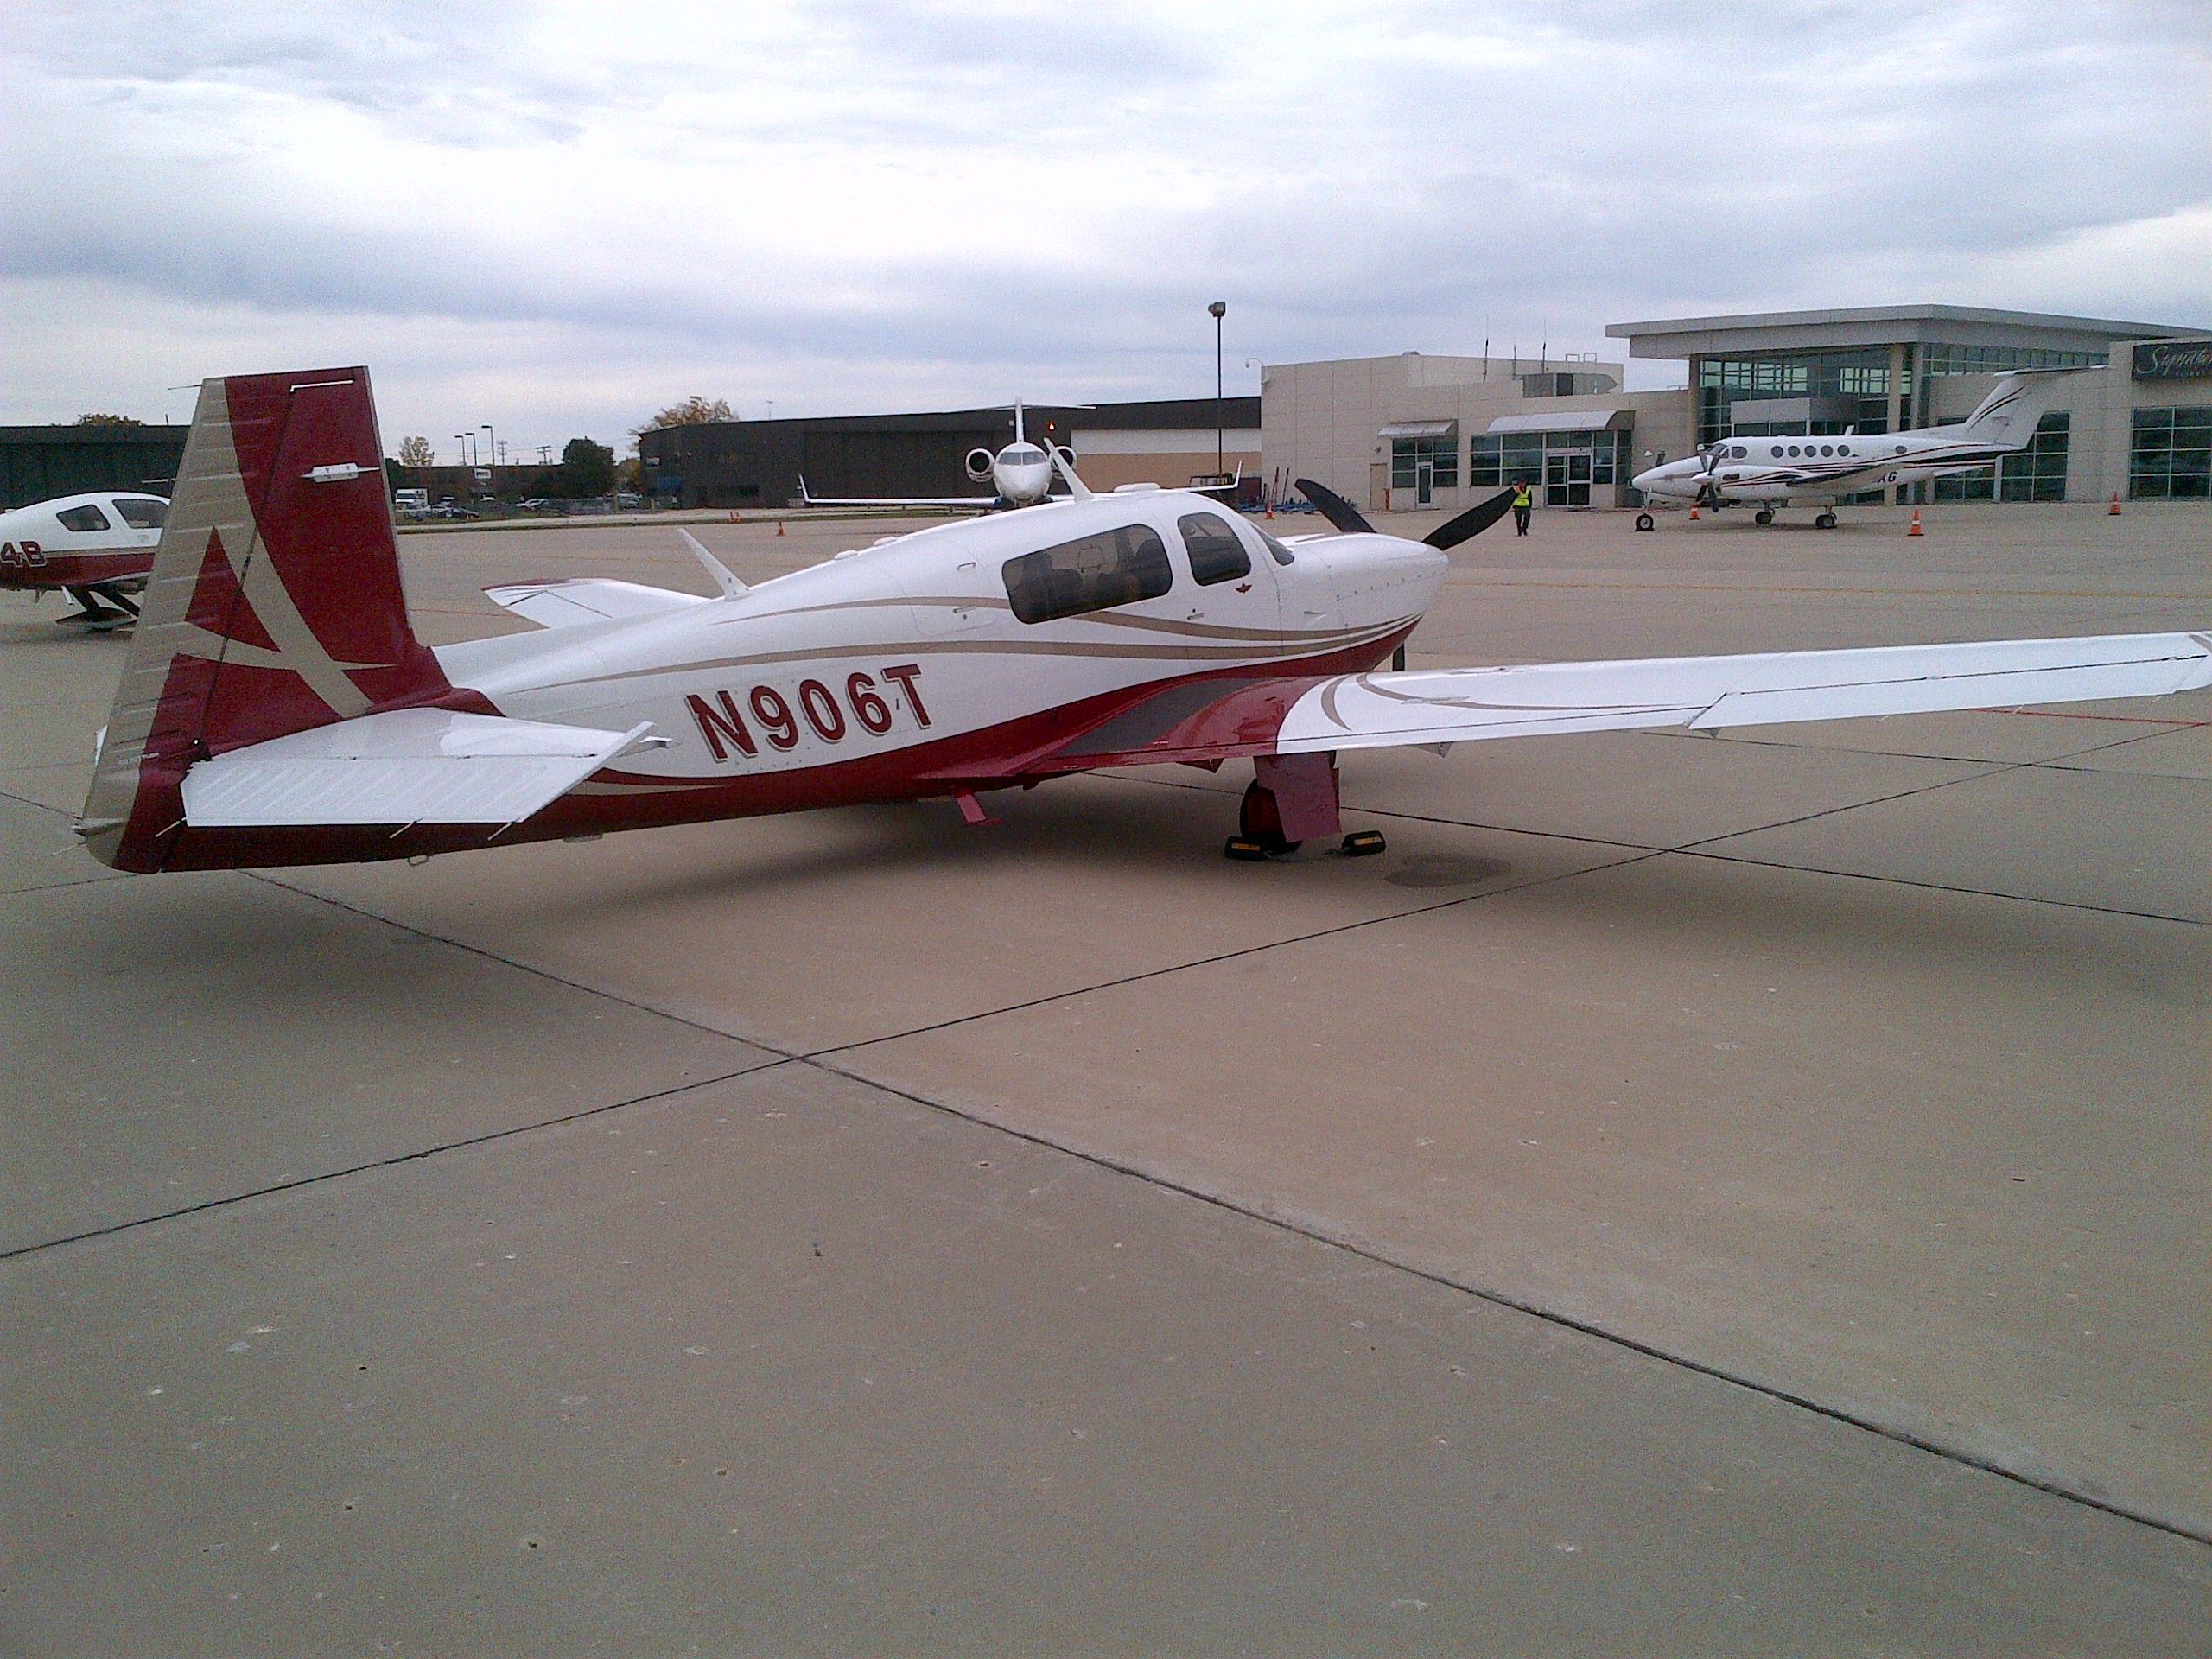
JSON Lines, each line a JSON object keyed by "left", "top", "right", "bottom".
{"left": 1339, "top": 830, "right": 1387, "bottom": 857}
{"left": 1223, "top": 836, "right": 1270, "bottom": 861}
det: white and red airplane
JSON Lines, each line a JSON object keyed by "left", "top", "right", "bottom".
{"left": 78, "top": 366, "right": 2211, "bottom": 876}
{"left": 1631, "top": 368, "right": 2073, "bottom": 529}
{"left": 0, "top": 489, "right": 169, "bottom": 628}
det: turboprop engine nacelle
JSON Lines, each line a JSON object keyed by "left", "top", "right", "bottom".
{"left": 964, "top": 448, "right": 995, "bottom": 483}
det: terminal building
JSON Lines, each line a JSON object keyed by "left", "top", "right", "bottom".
{"left": 1263, "top": 305, "right": 2211, "bottom": 514}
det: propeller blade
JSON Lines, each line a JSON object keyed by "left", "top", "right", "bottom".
{"left": 1423, "top": 487, "right": 1517, "bottom": 551}
{"left": 1294, "top": 477, "right": 1374, "bottom": 535}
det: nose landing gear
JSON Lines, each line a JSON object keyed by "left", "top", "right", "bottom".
{"left": 1634, "top": 512, "right": 1656, "bottom": 531}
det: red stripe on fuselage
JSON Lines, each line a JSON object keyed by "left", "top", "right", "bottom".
{"left": 147, "top": 622, "right": 1412, "bottom": 870}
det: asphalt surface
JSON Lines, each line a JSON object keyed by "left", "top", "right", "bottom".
{"left": 4, "top": 500, "right": 2208, "bottom": 1654}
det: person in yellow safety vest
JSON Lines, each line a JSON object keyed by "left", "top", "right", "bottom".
{"left": 1511, "top": 479, "right": 1534, "bottom": 537}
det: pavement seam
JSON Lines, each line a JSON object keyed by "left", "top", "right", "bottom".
{"left": 803, "top": 1049, "right": 2212, "bottom": 1554}
{"left": 0, "top": 1058, "right": 793, "bottom": 1263}
{"left": 11, "top": 715, "right": 2207, "bottom": 1549}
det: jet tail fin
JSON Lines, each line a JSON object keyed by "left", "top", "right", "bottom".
{"left": 79, "top": 366, "right": 459, "bottom": 871}
{"left": 1958, "top": 368, "right": 2080, "bottom": 449}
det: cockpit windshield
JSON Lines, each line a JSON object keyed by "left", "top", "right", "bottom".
{"left": 1001, "top": 445, "right": 1046, "bottom": 466}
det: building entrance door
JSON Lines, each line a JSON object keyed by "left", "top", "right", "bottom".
{"left": 1414, "top": 460, "right": 1433, "bottom": 506}
{"left": 1544, "top": 451, "right": 1592, "bottom": 507}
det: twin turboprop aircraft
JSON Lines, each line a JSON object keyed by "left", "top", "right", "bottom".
{"left": 0, "top": 489, "right": 169, "bottom": 628}
{"left": 77, "top": 366, "right": 2211, "bottom": 877}
{"left": 1630, "top": 368, "right": 2072, "bottom": 528}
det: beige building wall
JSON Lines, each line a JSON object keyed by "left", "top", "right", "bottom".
{"left": 1261, "top": 352, "right": 1692, "bottom": 513}
{"left": 1071, "top": 426, "right": 1262, "bottom": 492}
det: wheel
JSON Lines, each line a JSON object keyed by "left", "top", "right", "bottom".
{"left": 1754, "top": 508, "right": 1774, "bottom": 526}
{"left": 1815, "top": 511, "right": 1838, "bottom": 530}
{"left": 1236, "top": 780, "right": 1299, "bottom": 857}
{"left": 1339, "top": 830, "right": 1387, "bottom": 857}
{"left": 1634, "top": 512, "right": 1655, "bottom": 532}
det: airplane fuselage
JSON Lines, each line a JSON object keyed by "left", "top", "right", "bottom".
{"left": 153, "top": 487, "right": 1447, "bottom": 868}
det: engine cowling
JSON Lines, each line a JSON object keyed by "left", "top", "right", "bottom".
{"left": 964, "top": 448, "right": 995, "bottom": 483}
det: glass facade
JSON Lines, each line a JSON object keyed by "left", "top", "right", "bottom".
{"left": 2131, "top": 405, "right": 2212, "bottom": 499}
{"left": 1471, "top": 429, "right": 1628, "bottom": 505}
{"left": 1389, "top": 435, "right": 1457, "bottom": 490}
{"left": 1696, "top": 348, "right": 1893, "bottom": 446}
{"left": 1931, "top": 412, "right": 2070, "bottom": 503}
{"left": 1696, "top": 342, "right": 2106, "bottom": 448}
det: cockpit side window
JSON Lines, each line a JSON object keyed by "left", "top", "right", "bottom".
{"left": 56, "top": 503, "right": 111, "bottom": 532}
{"left": 114, "top": 497, "right": 168, "bottom": 529}
{"left": 1177, "top": 512, "right": 1251, "bottom": 586}
{"left": 1003, "top": 524, "right": 1173, "bottom": 624}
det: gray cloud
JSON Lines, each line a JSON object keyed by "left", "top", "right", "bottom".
{"left": 3, "top": 0, "right": 2206, "bottom": 452}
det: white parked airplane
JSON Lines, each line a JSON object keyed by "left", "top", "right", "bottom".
{"left": 0, "top": 489, "right": 169, "bottom": 628}
{"left": 77, "top": 365, "right": 2210, "bottom": 876}
{"left": 799, "top": 401, "right": 1078, "bottom": 512}
{"left": 1631, "top": 369, "right": 2074, "bottom": 529}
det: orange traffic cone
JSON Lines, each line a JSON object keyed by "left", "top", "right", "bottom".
{"left": 775, "top": 517, "right": 785, "bottom": 536}
{"left": 1264, "top": 502, "right": 1275, "bottom": 519}
{"left": 1688, "top": 504, "right": 1700, "bottom": 521}
{"left": 2108, "top": 492, "right": 2122, "bottom": 516}
{"left": 1907, "top": 508, "right": 1923, "bottom": 537}
{"left": 729, "top": 509, "right": 741, "bottom": 523}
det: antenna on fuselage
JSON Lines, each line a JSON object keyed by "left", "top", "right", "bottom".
{"left": 678, "top": 529, "right": 748, "bottom": 599}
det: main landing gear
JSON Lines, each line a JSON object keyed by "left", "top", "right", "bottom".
{"left": 1222, "top": 753, "right": 1385, "bottom": 861}
{"left": 1751, "top": 509, "right": 1840, "bottom": 530}
{"left": 55, "top": 588, "right": 139, "bottom": 632}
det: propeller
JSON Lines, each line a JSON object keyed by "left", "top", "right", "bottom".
{"left": 1694, "top": 438, "right": 1728, "bottom": 506}
{"left": 1422, "top": 486, "right": 1517, "bottom": 551}
{"left": 1294, "top": 477, "right": 1373, "bottom": 535}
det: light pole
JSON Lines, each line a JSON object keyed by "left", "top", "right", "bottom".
{"left": 1207, "top": 300, "right": 1227, "bottom": 480}
{"left": 482, "top": 424, "right": 496, "bottom": 482}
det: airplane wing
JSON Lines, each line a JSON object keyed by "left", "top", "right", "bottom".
{"left": 485, "top": 579, "right": 710, "bottom": 628}
{"left": 1008, "top": 631, "right": 2212, "bottom": 772}
{"left": 179, "top": 709, "right": 656, "bottom": 827}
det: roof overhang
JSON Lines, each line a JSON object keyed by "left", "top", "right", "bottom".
{"left": 1377, "top": 419, "right": 1458, "bottom": 439}
{"left": 1604, "top": 304, "right": 2208, "bottom": 362}
{"left": 1486, "top": 410, "right": 1631, "bottom": 435}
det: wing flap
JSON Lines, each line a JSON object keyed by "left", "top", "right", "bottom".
{"left": 181, "top": 708, "right": 650, "bottom": 827}
{"left": 485, "top": 579, "right": 709, "bottom": 628}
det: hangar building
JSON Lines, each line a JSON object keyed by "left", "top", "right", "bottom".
{"left": 1265, "top": 306, "right": 2210, "bottom": 513}
{"left": 0, "top": 423, "right": 188, "bottom": 510}
{"left": 639, "top": 397, "right": 1260, "bottom": 510}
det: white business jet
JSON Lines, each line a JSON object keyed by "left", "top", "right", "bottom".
{"left": 799, "top": 401, "right": 1077, "bottom": 512}
{"left": 1632, "top": 369, "right": 2075, "bottom": 529}
{"left": 77, "top": 365, "right": 2209, "bottom": 877}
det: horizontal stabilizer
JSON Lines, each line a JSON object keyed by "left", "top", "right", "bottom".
{"left": 180, "top": 708, "right": 652, "bottom": 827}
{"left": 484, "top": 578, "right": 709, "bottom": 629}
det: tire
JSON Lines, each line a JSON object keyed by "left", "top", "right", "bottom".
{"left": 1755, "top": 509, "right": 1774, "bottom": 526}
{"left": 1635, "top": 512, "right": 1655, "bottom": 532}
{"left": 1815, "top": 512, "right": 1838, "bottom": 530}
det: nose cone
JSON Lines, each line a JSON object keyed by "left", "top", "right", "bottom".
{"left": 1633, "top": 462, "right": 1697, "bottom": 499}
{"left": 1319, "top": 533, "right": 1449, "bottom": 627}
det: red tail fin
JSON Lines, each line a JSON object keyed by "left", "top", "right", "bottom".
{"left": 80, "top": 366, "right": 455, "bottom": 870}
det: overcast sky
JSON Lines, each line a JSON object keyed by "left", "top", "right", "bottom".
{"left": 5, "top": 1, "right": 2209, "bottom": 461}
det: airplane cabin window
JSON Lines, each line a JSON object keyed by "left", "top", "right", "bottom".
{"left": 1254, "top": 524, "right": 1296, "bottom": 565}
{"left": 1786, "top": 445, "right": 1801, "bottom": 457}
{"left": 56, "top": 504, "right": 111, "bottom": 532}
{"left": 1178, "top": 512, "right": 1251, "bottom": 585}
{"left": 1730, "top": 445, "right": 1747, "bottom": 458}
{"left": 1003, "top": 524, "right": 1173, "bottom": 624}
{"left": 114, "top": 497, "right": 168, "bottom": 529}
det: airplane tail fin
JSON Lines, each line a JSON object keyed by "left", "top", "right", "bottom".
{"left": 1958, "top": 368, "right": 2079, "bottom": 449}
{"left": 79, "top": 366, "right": 457, "bottom": 871}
